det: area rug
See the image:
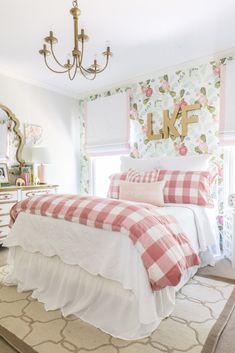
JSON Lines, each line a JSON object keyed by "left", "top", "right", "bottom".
{"left": 0, "top": 269, "right": 234, "bottom": 353}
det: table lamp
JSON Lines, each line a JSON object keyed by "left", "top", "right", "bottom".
{"left": 31, "top": 146, "right": 50, "bottom": 184}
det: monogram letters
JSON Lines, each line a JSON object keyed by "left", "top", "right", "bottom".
{"left": 147, "top": 103, "right": 201, "bottom": 140}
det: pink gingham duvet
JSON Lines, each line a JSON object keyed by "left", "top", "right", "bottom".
{"left": 10, "top": 194, "right": 200, "bottom": 291}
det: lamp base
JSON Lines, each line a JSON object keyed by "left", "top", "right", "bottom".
{"left": 38, "top": 164, "right": 46, "bottom": 184}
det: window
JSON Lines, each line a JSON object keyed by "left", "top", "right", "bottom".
{"left": 91, "top": 155, "right": 123, "bottom": 197}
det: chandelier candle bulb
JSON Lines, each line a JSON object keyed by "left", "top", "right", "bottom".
{"left": 38, "top": 0, "right": 112, "bottom": 80}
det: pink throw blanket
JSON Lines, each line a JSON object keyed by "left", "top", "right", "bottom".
{"left": 10, "top": 194, "right": 200, "bottom": 290}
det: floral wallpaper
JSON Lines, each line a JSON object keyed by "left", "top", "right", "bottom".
{"left": 79, "top": 56, "right": 233, "bottom": 220}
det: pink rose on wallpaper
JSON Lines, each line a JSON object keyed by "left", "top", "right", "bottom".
{"left": 198, "top": 94, "right": 208, "bottom": 106}
{"left": 174, "top": 142, "right": 180, "bottom": 152}
{"left": 145, "top": 86, "right": 153, "bottom": 97}
{"left": 198, "top": 142, "right": 208, "bottom": 153}
{"left": 160, "top": 79, "right": 170, "bottom": 92}
{"left": 174, "top": 142, "right": 188, "bottom": 156}
{"left": 131, "top": 147, "right": 140, "bottom": 158}
{"left": 179, "top": 145, "right": 188, "bottom": 156}
{"left": 130, "top": 108, "right": 138, "bottom": 120}
{"left": 142, "top": 126, "right": 147, "bottom": 134}
{"left": 213, "top": 65, "right": 221, "bottom": 77}
{"left": 175, "top": 99, "right": 188, "bottom": 110}
{"left": 213, "top": 115, "right": 219, "bottom": 123}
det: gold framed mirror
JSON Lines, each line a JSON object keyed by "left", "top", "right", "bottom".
{"left": 0, "top": 104, "right": 25, "bottom": 166}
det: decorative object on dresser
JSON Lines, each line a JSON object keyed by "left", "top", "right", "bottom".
{"left": 31, "top": 146, "right": 51, "bottom": 184}
{"left": 15, "top": 178, "right": 26, "bottom": 187}
{"left": 0, "top": 184, "right": 58, "bottom": 242}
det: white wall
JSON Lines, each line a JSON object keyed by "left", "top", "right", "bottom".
{"left": 0, "top": 74, "right": 80, "bottom": 194}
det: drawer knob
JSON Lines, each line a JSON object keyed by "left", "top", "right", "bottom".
{"left": 0, "top": 193, "right": 13, "bottom": 200}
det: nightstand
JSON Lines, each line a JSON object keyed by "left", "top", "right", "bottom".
{"left": 223, "top": 208, "right": 235, "bottom": 268}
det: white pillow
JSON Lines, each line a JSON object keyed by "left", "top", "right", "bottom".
{"left": 157, "top": 155, "right": 213, "bottom": 171}
{"left": 120, "top": 156, "right": 164, "bottom": 172}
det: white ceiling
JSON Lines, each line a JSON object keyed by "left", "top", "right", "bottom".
{"left": 0, "top": 0, "right": 235, "bottom": 98}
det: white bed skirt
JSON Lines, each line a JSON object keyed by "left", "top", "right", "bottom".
{"left": 4, "top": 247, "right": 198, "bottom": 340}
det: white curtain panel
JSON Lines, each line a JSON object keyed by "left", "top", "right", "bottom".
{"left": 223, "top": 146, "right": 235, "bottom": 207}
{"left": 220, "top": 62, "right": 235, "bottom": 146}
{"left": 85, "top": 91, "right": 130, "bottom": 156}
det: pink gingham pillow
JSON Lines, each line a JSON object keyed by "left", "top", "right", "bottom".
{"left": 157, "top": 170, "right": 214, "bottom": 207}
{"left": 126, "top": 169, "right": 159, "bottom": 183}
{"left": 107, "top": 172, "right": 127, "bottom": 199}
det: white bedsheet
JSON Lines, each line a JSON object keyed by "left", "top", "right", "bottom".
{"left": 2, "top": 204, "right": 217, "bottom": 339}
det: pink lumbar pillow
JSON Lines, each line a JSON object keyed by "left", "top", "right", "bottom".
{"left": 119, "top": 180, "right": 165, "bottom": 206}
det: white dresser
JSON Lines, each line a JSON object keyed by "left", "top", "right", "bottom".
{"left": 0, "top": 185, "right": 58, "bottom": 242}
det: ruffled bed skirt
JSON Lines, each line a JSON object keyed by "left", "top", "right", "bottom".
{"left": 2, "top": 247, "right": 197, "bottom": 340}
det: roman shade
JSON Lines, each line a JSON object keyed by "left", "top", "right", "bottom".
{"left": 220, "top": 62, "right": 235, "bottom": 145}
{"left": 85, "top": 91, "right": 130, "bottom": 156}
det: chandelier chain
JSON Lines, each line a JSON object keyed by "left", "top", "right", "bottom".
{"left": 72, "top": 0, "right": 78, "bottom": 7}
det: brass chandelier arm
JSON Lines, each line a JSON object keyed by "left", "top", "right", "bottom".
{"left": 93, "top": 56, "right": 110, "bottom": 74}
{"left": 68, "top": 59, "right": 78, "bottom": 80}
{"left": 44, "top": 55, "right": 70, "bottom": 74}
{"left": 79, "top": 66, "right": 97, "bottom": 81}
{"left": 50, "top": 43, "right": 71, "bottom": 69}
{"left": 79, "top": 64, "right": 94, "bottom": 74}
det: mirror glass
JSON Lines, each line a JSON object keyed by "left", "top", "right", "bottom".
{"left": 0, "top": 107, "right": 23, "bottom": 166}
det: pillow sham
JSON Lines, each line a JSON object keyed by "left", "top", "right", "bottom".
{"left": 127, "top": 169, "right": 159, "bottom": 182}
{"left": 157, "top": 155, "right": 212, "bottom": 171}
{"left": 157, "top": 169, "right": 214, "bottom": 207}
{"left": 107, "top": 172, "right": 127, "bottom": 199}
{"left": 120, "top": 156, "right": 164, "bottom": 172}
{"left": 119, "top": 180, "right": 165, "bottom": 206}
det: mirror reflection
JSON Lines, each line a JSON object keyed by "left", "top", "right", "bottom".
{"left": 0, "top": 109, "right": 8, "bottom": 161}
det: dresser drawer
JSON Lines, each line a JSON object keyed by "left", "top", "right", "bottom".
{"left": 21, "top": 188, "right": 56, "bottom": 200}
{"left": 0, "top": 226, "right": 10, "bottom": 240}
{"left": 0, "top": 191, "right": 18, "bottom": 203}
{"left": 0, "top": 202, "right": 15, "bottom": 216}
{"left": 0, "top": 214, "right": 10, "bottom": 227}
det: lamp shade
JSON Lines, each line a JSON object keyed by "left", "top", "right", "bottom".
{"left": 31, "top": 146, "right": 51, "bottom": 164}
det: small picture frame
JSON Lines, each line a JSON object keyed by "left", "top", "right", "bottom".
{"left": 0, "top": 163, "right": 9, "bottom": 183}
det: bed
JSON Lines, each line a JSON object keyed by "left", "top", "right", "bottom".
{"left": 0, "top": 152, "right": 219, "bottom": 340}
{"left": 1, "top": 198, "right": 217, "bottom": 340}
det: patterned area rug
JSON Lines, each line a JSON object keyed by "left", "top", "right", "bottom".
{"left": 0, "top": 270, "right": 234, "bottom": 353}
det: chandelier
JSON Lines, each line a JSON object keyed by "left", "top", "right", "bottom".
{"left": 39, "top": 0, "right": 113, "bottom": 81}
